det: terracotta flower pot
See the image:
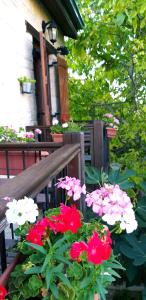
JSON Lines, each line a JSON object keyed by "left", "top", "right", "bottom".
{"left": 51, "top": 133, "right": 63, "bottom": 143}
{"left": 106, "top": 127, "right": 117, "bottom": 139}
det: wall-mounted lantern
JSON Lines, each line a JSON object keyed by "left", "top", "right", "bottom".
{"left": 42, "top": 20, "right": 57, "bottom": 44}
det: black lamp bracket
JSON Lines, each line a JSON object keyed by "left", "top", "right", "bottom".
{"left": 42, "top": 20, "right": 49, "bottom": 33}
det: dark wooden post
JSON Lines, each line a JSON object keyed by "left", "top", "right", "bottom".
{"left": 63, "top": 132, "right": 86, "bottom": 214}
{"left": 92, "top": 120, "right": 109, "bottom": 171}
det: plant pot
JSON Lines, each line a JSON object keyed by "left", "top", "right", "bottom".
{"left": 0, "top": 151, "right": 40, "bottom": 175}
{"left": 21, "top": 82, "right": 32, "bottom": 94}
{"left": 51, "top": 133, "right": 63, "bottom": 143}
{"left": 106, "top": 127, "right": 117, "bottom": 139}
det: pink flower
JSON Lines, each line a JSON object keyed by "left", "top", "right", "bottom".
{"left": 103, "top": 113, "right": 113, "bottom": 118}
{"left": 85, "top": 184, "right": 137, "bottom": 233}
{"left": 114, "top": 118, "right": 120, "bottom": 125}
{"left": 56, "top": 177, "right": 86, "bottom": 201}
{"left": 35, "top": 128, "right": 42, "bottom": 134}
{"left": 24, "top": 132, "right": 34, "bottom": 139}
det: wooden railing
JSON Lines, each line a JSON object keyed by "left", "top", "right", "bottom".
{"left": 26, "top": 120, "right": 109, "bottom": 171}
{"left": 0, "top": 133, "right": 85, "bottom": 276}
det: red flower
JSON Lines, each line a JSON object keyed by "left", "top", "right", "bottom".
{"left": 70, "top": 241, "right": 88, "bottom": 260}
{"left": 60, "top": 204, "right": 81, "bottom": 233}
{"left": 26, "top": 226, "right": 43, "bottom": 246}
{"left": 35, "top": 217, "right": 50, "bottom": 234}
{"left": 87, "top": 231, "right": 104, "bottom": 265}
{"left": 47, "top": 204, "right": 81, "bottom": 234}
{"left": 47, "top": 214, "right": 66, "bottom": 233}
{"left": 87, "top": 231, "right": 112, "bottom": 265}
{"left": 26, "top": 217, "right": 50, "bottom": 246}
{"left": 101, "top": 229, "right": 112, "bottom": 260}
{"left": 0, "top": 286, "right": 7, "bottom": 300}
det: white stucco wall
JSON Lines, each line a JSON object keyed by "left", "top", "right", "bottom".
{"left": 0, "top": 0, "right": 64, "bottom": 128}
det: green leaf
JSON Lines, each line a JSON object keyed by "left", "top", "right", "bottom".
{"left": 46, "top": 268, "right": 52, "bottom": 289}
{"left": 56, "top": 272, "right": 71, "bottom": 288}
{"left": 54, "top": 254, "right": 71, "bottom": 266}
{"left": 115, "top": 13, "right": 126, "bottom": 26}
{"left": 25, "top": 242, "right": 47, "bottom": 255}
{"left": 50, "top": 283, "right": 59, "bottom": 298}
{"left": 30, "top": 252, "right": 44, "bottom": 264}
{"left": 24, "top": 266, "right": 42, "bottom": 275}
{"left": 41, "top": 253, "right": 51, "bottom": 273}
{"left": 52, "top": 263, "right": 64, "bottom": 273}
{"left": 85, "top": 165, "right": 102, "bottom": 184}
{"left": 28, "top": 275, "right": 43, "bottom": 290}
{"left": 80, "top": 270, "right": 94, "bottom": 289}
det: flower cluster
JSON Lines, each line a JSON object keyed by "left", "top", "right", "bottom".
{"left": 85, "top": 184, "right": 137, "bottom": 233}
{"left": 6, "top": 197, "right": 38, "bottom": 225}
{"left": 50, "top": 119, "right": 83, "bottom": 134}
{"left": 0, "top": 126, "right": 42, "bottom": 143}
{"left": 56, "top": 176, "right": 86, "bottom": 200}
{"left": 3, "top": 177, "right": 137, "bottom": 300}
{"left": 71, "top": 229, "right": 112, "bottom": 265}
{"left": 26, "top": 204, "right": 81, "bottom": 246}
{"left": 103, "top": 113, "right": 120, "bottom": 128}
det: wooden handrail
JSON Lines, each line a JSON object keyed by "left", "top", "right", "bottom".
{"left": 0, "top": 143, "right": 80, "bottom": 223}
{"left": 0, "top": 142, "right": 62, "bottom": 150}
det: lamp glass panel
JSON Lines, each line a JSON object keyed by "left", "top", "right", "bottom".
{"left": 48, "top": 27, "right": 57, "bottom": 44}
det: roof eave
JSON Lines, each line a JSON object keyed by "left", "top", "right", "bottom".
{"left": 41, "top": 0, "right": 84, "bottom": 39}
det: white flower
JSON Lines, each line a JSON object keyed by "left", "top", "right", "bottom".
{"left": 120, "top": 219, "right": 138, "bottom": 233}
{"left": 5, "top": 197, "right": 38, "bottom": 225}
{"left": 62, "top": 123, "right": 68, "bottom": 128}
{"left": 52, "top": 118, "right": 59, "bottom": 125}
{"left": 6, "top": 199, "right": 19, "bottom": 224}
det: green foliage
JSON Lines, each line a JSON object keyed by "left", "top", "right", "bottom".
{"left": 85, "top": 165, "right": 136, "bottom": 191}
{"left": 66, "top": 0, "right": 146, "bottom": 175}
{"left": 50, "top": 121, "right": 83, "bottom": 133}
{"left": 17, "top": 76, "right": 36, "bottom": 84}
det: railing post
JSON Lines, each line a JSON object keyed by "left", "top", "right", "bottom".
{"left": 63, "top": 132, "right": 86, "bottom": 214}
{"left": 92, "top": 120, "right": 109, "bottom": 171}
{"left": 0, "top": 230, "right": 7, "bottom": 272}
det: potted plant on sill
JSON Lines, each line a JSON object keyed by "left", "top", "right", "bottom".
{"left": 102, "top": 114, "right": 120, "bottom": 139}
{"left": 0, "top": 126, "right": 42, "bottom": 175}
{"left": 18, "top": 76, "right": 36, "bottom": 94}
{"left": 1, "top": 176, "right": 137, "bottom": 300}
{"left": 50, "top": 119, "right": 83, "bottom": 143}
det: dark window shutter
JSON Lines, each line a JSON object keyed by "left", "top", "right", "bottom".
{"left": 57, "top": 56, "right": 70, "bottom": 122}
{"left": 39, "top": 32, "right": 51, "bottom": 125}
